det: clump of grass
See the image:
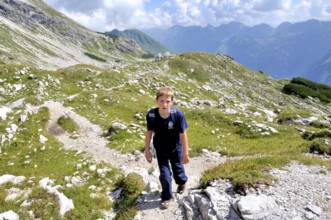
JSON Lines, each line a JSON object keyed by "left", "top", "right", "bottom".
{"left": 309, "top": 121, "right": 330, "bottom": 129}
{"left": 200, "top": 156, "right": 290, "bottom": 191}
{"left": 307, "top": 138, "right": 331, "bottom": 155}
{"left": 25, "top": 96, "right": 42, "bottom": 106}
{"left": 305, "top": 130, "right": 331, "bottom": 141}
{"left": 57, "top": 116, "right": 78, "bottom": 134}
{"left": 235, "top": 123, "right": 261, "bottom": 139}
{"left": 320, "top": 170, "right": 327, "bottom": 175}
{"left": 62, "top": 167, "right": 117, "bottom": 219}
{"left": 276, "top": 108, "right": 311, "bottom": 123}
{"left": 20, "top": 188, "right": 61, "bottom": 219}
{"left": 114, "top": 173, "right": 144, "bottom": 220}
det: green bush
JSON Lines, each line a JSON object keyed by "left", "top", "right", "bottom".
{"left": 84, "top": 52, "right": 106, "bottom": 62}
{"left": 283, "top": 83, "right": 317, "bottom": 98}
{"left": 114, "top": 173, "right": 144, "bottom": 220}
{"left": 282, "top": 77, "right": 331, "bottom": 103}
{"left": 291, "top": 77, "right": 331, "bottom": 91}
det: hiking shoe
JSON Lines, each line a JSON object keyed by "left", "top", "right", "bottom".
{"left": 177, "top": 184, "right": 186, "bottom": 194}
{"left": 160, "top": 199, "right": 172, "bottom": 209}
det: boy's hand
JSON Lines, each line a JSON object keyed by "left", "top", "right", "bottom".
{"left": 145, "top": 150, "right": 153, "bottom": 163}
{"left": 182, "top": 154, "right": 190, "bottom": 164}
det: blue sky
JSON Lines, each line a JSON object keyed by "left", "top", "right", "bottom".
{"left": 44, "top": 0, "right": 331, "bottom": 32}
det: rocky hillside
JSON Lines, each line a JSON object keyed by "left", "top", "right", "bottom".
{"left": 0, "top": 0, "right": 148, "bottom": 70}
{"left": 0, "top": 51, "right": 331, "bottom": 219}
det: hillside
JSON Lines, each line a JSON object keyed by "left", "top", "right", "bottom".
{"left": 107, "top": 29, "right": 170, "bottom": 55}
{"left": 1, "top": 52, "right": 331, "bottom": 219}
{"left": 142, "top": 20, "right": 331, "bottom": 85}
{"left": 0, "top": 0, "right": 149, "bottom": 70}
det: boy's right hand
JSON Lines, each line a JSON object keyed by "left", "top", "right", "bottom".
{"left": 182, "top": 154, "right": 190, "bottom": 164}
{"left": 145, "top": 150, "right": 152, "bottom": 163}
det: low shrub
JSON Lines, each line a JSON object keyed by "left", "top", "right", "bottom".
{"left": 282, "top": 77, "right": 331, "bottom": 103}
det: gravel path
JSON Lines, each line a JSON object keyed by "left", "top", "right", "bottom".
{"left": 44, "top": 101, "right": 331, "bottom": 220}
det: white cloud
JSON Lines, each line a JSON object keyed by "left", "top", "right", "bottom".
{"left": 44, "top": 0, "right": 331, "bottom": 31}
{"left": 200, "top": 0, "right": 331, "bottom": 27}
{"left": 252, "top": 0, "right": 287, "bottom": 12}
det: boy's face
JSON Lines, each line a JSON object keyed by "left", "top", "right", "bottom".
{"left": 156, "top": 95, "right": 173, "bottom": 113}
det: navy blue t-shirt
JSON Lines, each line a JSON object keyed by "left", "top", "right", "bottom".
{"left": 146, "top": 107, "right": 188, "bottom": 150}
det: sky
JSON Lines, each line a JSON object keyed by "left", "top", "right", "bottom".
{"left": 43, "top": 0, "right": 331, "bottom": 32}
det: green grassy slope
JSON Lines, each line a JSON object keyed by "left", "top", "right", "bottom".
{"left": 0, "top": 52, "right": 331, "bottom": 218}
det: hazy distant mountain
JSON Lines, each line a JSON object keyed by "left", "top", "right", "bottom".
{"left": 107, "top": 29, "right": 169, "bottom": 55}
{"left": 304, "top": 50, "right": 331, "bottom": 85}
{"left": 142, "top": 19, "right": 331, "bottom": 85}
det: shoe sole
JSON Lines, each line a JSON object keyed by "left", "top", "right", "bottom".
{"left": 177, "top": 185, "right": 185, "bottom": 194}
{"left": 160, "top": 200, "right": 171, "bottom": 209}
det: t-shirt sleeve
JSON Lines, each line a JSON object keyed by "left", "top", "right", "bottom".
{"left": 178, "top": 110, "right": 188, "bottom": 133}
{"left": 146, "top": 109, "right": 155, "bottom": 131}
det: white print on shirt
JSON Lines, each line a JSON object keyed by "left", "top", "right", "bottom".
{"left": 168, "top": 121, "right": 174, "bottom": 130}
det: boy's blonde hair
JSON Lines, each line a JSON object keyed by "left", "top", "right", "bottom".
{"left": 156, "top": 87, "right": 174, "bottom": 101}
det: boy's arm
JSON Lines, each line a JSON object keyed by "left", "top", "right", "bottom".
{"left": 144, "top": 130, "right": 153, "bottom": 163}
{"left": 180, "top": 131, "right": 190, "bottom": 164}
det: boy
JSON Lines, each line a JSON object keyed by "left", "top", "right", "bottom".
{"left": 144, "top": 87, "right": 190, "bottom": 209}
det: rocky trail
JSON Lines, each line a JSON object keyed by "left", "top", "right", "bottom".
{"left": 45, "top": 101, "right": 331, "bottom": 220}
{"left": 45, "top": 101, "right": 226, "bottom": 219}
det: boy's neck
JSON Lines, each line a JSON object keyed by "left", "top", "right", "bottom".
{"left": 158, "top": 108, "right": 170, "bottom": 119}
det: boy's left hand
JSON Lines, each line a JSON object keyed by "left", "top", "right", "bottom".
{"left": 145, "top": 150, "right": 153, "bottom": 163}
{"left": 182, "top": 154, "right": 190, "bottom": 164}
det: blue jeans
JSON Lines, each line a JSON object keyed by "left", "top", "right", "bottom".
{"left": 155, "top": 147, "right": 188, "bottom": 200}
